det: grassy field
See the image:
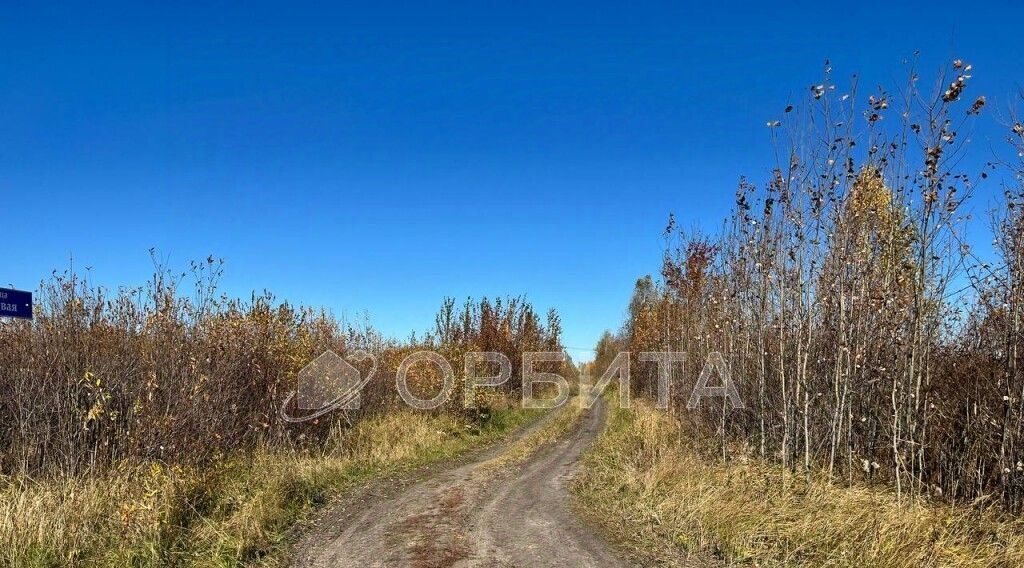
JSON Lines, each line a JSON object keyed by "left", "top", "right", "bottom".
{"left": 573, "top": 398, "right": 1024, "bottom": 567}
{"left": 0, "top": 405, "right": 537, "bottom": 568}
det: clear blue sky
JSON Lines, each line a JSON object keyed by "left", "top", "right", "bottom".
{"left": 3, "top": 2, "right": 1022, "bottom": 360}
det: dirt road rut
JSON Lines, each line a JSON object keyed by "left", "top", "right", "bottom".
{"left": 291, "top": 399, "right": 628, "bottom": 567}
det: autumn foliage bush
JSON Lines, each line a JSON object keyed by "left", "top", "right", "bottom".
{"left": 0, "top": 257, "right": 562, "bottom": 478}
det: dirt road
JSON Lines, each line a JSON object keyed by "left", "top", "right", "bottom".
{"left": 291, "top": 398, "right": 629, "bottom": 567}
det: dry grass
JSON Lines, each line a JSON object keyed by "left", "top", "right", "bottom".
{"left": 575, "top": 398, "right": 1024, "bottom": 567}
{"left": 0, "top": 405, "right": 536, "bottom": 568}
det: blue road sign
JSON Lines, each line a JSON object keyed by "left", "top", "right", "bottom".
{"left": 0, "top": 288, "right": 32, "bottom": 320}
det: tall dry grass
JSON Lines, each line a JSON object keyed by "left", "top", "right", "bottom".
{"left": 575, "top": 399, "right": 1024, "bottom": 567}
{"left": 0, "top": 406, "right": 536, "bottom": 567}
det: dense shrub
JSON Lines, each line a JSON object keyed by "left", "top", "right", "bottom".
{"left": 0, "top": 256, "right": 562, "bottom": 477}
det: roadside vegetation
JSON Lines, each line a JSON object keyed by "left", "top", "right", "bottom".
{"left": 576, "top": 398, "right": 1024, "bottom": 567}
{"left": 583, "top": 56, "right": 1024, "bottom": 564}
{"left": 3, "top": 406, "right": 536, "bottom": 567}
{"left": 0, "top": 260, "right": 565, "bottom": 567}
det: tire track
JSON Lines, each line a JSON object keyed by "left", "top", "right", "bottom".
{"left": 291, "top": 399, "right": 627, "bottom": 567}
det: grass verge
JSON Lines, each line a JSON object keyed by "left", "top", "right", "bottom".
{"left": 573, "top": 399, "right": 1024, "bottom": 567}
{"left": 0, "top": 406, "right": 537, "bottom": 568}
